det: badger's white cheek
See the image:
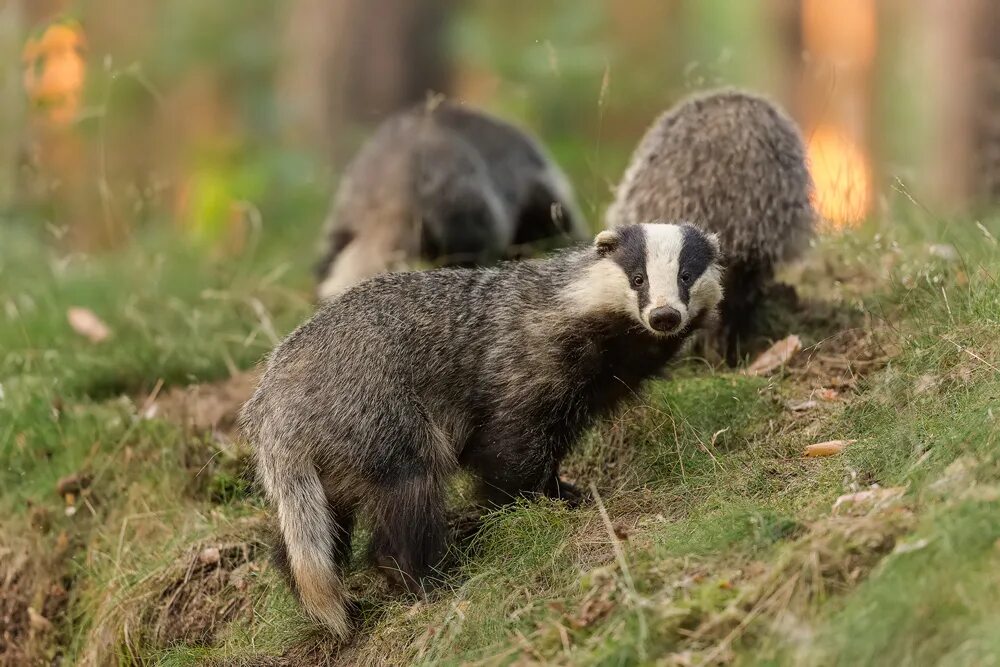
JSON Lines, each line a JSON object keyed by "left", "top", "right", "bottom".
{"left": 560, "top": 260, "right": 640, "bottom": 319}
{"left": 688, "top": 269, "right": 723, "bottom": 315}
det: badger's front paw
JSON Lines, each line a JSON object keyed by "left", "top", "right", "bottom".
{"left": 545, "top": 477, "right": 589, "bottom": 507}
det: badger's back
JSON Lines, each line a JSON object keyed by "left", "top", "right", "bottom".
{"left": 608, "top": 90, "right": 815, "bottom": 269}
{"left": 254, "top": 256, "right": 593, "bottom": 460}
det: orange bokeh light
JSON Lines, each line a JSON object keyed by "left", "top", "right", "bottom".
{"left": 807, "top": 125, "right": 873, "bottom": 228}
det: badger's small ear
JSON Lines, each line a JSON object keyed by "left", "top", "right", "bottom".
{"left": 705, "top": 232, "right": 721, "bottom": 257}
{"left": 594, "top": 229, "right": 619, "bottom": 256}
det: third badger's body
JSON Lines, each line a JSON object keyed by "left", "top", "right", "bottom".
{"left": 315, "top": 100, "right": 588, "bottom": 300}
{"left": 240, "top": 222, "right": 723, "bottom": 638}
{"left": 608, "top": 89, "right": 817, "bottom": 365}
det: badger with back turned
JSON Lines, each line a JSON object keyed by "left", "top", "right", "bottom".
{"left": 607, "top": 89, "right": 817, "bottom": 365}
{"left": 240, "top": 222, "right": 723, "bottom": 638}
{"left": 315, "top": 99, "right": 588, "bottom": 300}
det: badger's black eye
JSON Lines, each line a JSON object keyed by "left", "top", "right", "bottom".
{"left": 680, "top": 271, "right": 692, "bottom": 285}
{"left": 631, "top": 273, "right": 644, "bottom": 288}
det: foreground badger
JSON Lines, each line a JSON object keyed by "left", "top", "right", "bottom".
{"left": 607, "top": 89, "right": 816, "bottom": 365}
{"left": 240, "top": 222, "right": 723, "bottom": 638}
{"left": 315, "top": 100, "right": 588, "bottom": 300}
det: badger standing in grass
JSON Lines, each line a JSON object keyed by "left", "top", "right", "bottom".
{"left": 607, "top": 89, "right": 816, "bottom": 365}
{"left": 240, "top": 222, "right": 723, "bottom": 638}
{"left": 315, "top": 99, "right": 588, "bottom": 300}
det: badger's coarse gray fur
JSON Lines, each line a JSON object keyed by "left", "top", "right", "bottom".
{"left": 606, "top": 89, "right": 816, "bottom": 365}
{"left": 241, "top": 223, "right": 722, "bottom": 638}
{"left": 315, "top": 99, "right": 588, "bottom": 300}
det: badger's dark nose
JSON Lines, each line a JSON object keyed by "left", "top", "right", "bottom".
{"left": 649, "top": 306, "right": 682, "bottom": 332}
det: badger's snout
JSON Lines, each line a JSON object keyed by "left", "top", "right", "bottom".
{"left": 648, "top": 306, "right": 682, "bottom": 333}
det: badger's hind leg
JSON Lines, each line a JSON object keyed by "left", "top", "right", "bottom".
{"left": 367, "top": 473, "right": 449, "bottom": 595}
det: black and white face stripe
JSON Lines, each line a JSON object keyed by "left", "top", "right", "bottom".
{"left": 603, "top": 224, "right": 651, "bottom": 310}
{"left": 586, "top": 222, "right": 723, "bottom": 335}
{"left": 678, "top": 224, "right": 719, "bottom": 304}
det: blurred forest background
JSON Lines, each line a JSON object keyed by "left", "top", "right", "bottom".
{"left": 4, "top": 0, "right": 1000, "bottom": 262}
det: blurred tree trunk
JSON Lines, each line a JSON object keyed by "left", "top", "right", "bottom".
{"left": 279, "top": 0, "right": 453, "bottom": 165}
{"left": 765, "top": 0, "right": 803, "bottom": 119}
{"left": 927, "top": 0, "right": 1000, "bottom": 209}
{"left": 0, "top": 0, "right": 24, "bottom": 208}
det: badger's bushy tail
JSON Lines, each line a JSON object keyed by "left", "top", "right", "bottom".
{"left": 252, "top": 429, "right": 350, "bottom": 639}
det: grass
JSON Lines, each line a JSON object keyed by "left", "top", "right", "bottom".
{"left": 2, "top": 210, "right": 1000, "bottom": 666}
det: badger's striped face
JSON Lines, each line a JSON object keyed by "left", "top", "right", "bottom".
{"left": 566, "top": 223, "right": 722, "bottom": 335}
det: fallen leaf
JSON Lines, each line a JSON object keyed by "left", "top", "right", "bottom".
{"left": 612, "top": 523, "right": 630, "bottom": 541}
{"left": 817, "top": 388, "right": 840, "bottom": 401}
{"left": 833, "top": 485, "right": 905, "bottom": 513}
{"left": 67, "top": 307, "right": 111, "bottom": 343}
{"left": 804, "top": 439, "right": 856, "bottom": 457}
{"left": 746, "top": 335, "right": 802, "bottom": 376}
{"left": 56, "top": 471, "right": 91, "bottom": 496}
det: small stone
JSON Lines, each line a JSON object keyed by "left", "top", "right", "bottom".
{"left": 198, "top": 546, "right": 221, "bottom": 565}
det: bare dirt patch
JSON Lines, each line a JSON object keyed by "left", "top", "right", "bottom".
{"left": 80, "top": 518, "right": 270, "bottom": 665}
{"left": 0, "top": 529, "right": 71, "bottom": 667}
{"left": 145, "top": 538, "right": 265, "bottom": 648}
{"left": 787, "top": 321, "right": 895, "bottom": 393}
{"left": 144, "top": 370, "right": 260, "bottom": 437}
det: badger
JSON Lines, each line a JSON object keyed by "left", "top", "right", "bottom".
{"left": 240, "top": 222, "right": 723, "bottom": 638}
{"left": 315, "top": 99, "right": 589, "bottom": 300}
{"left": 606, "top": 89, "right": 816, "bottom": 365}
